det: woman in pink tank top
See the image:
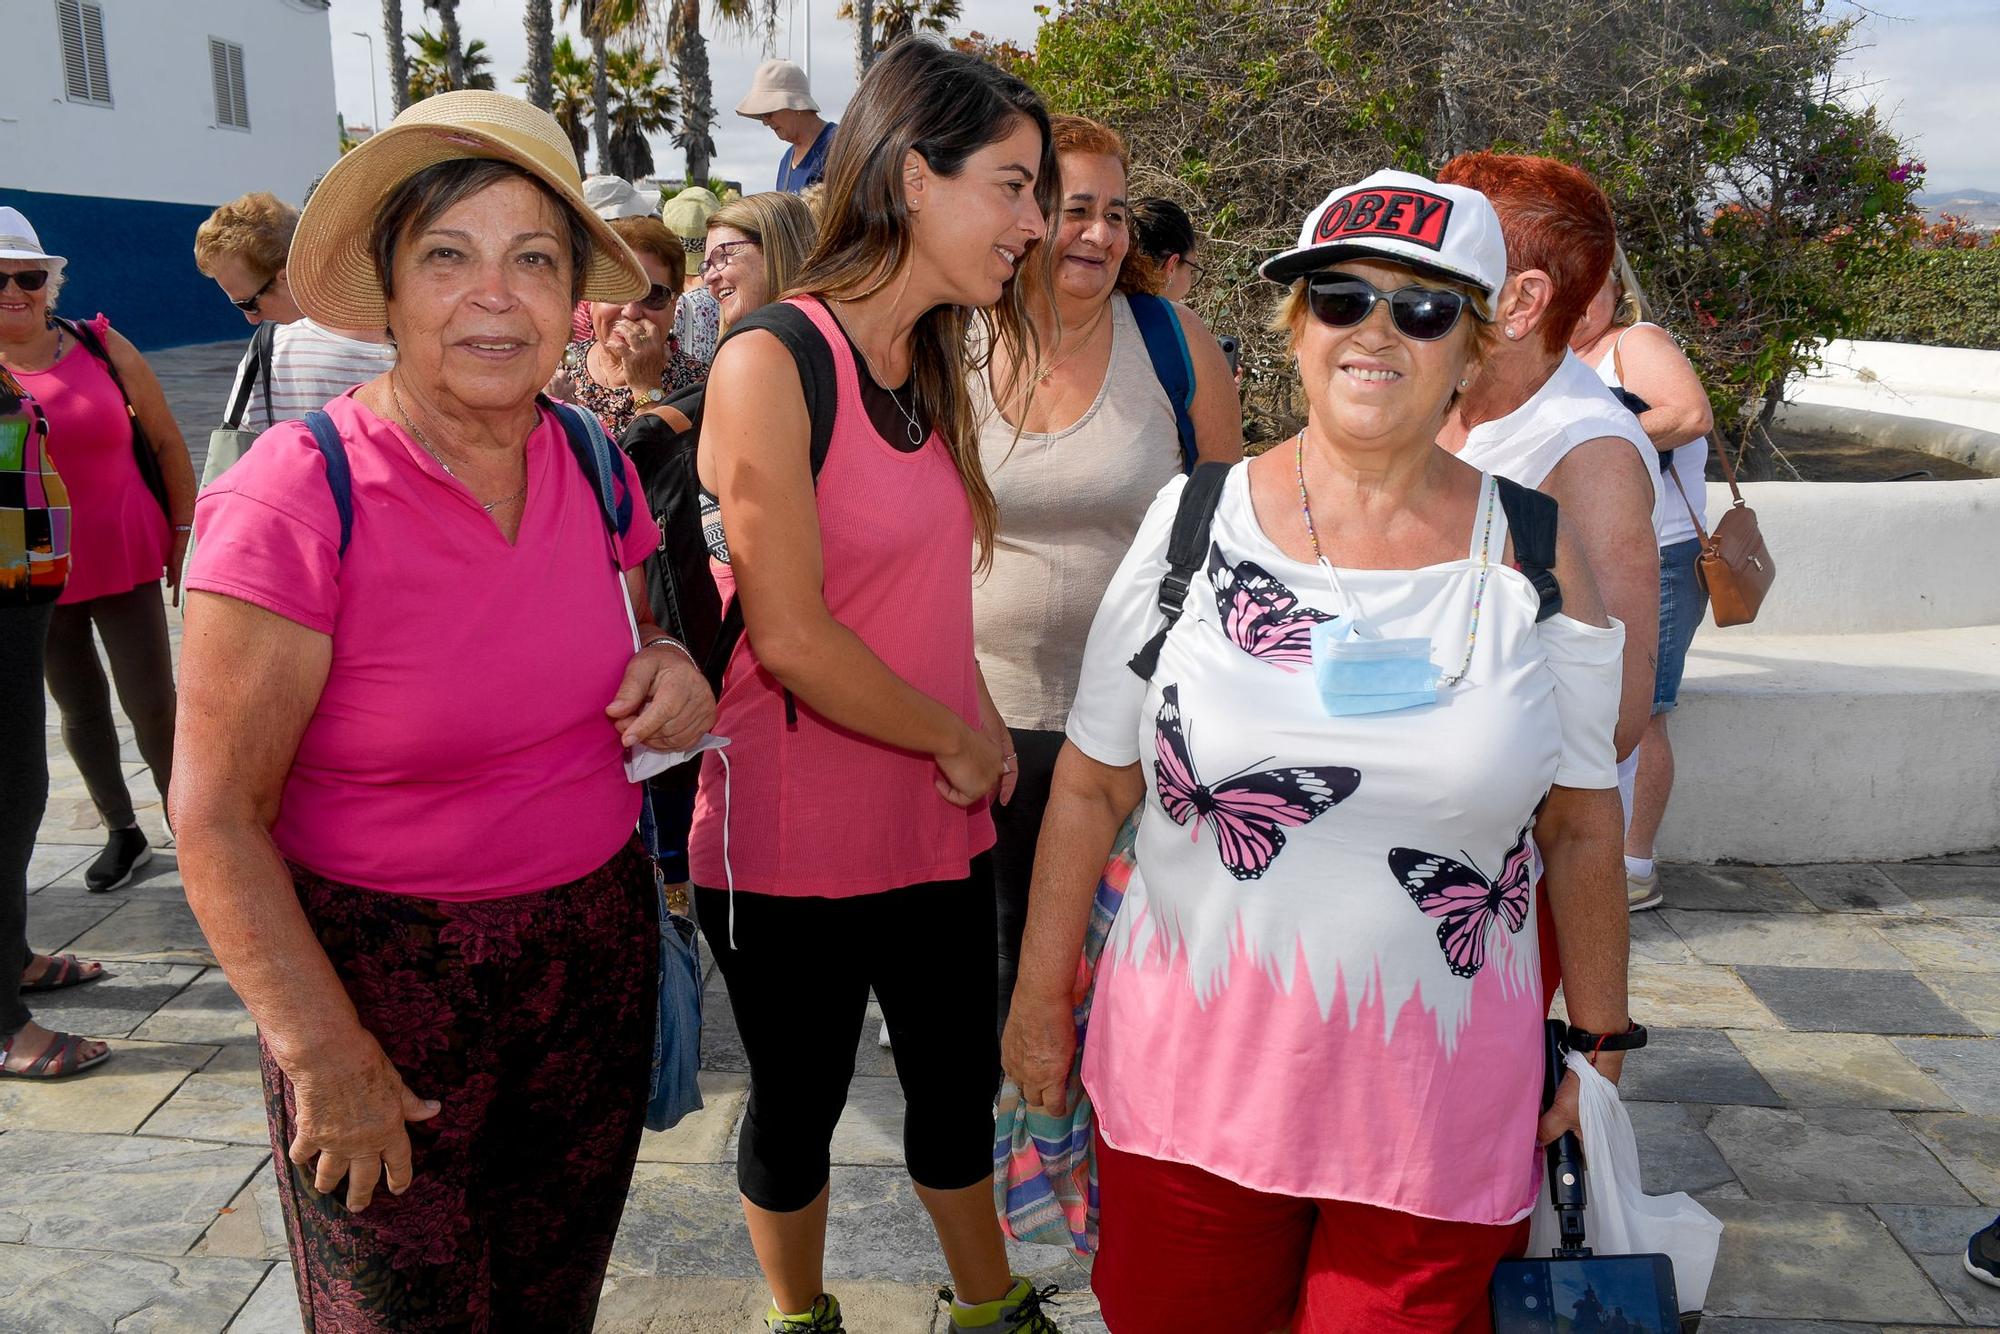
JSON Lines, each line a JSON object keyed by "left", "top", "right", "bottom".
{"left": 687, "top": 42, "right": 1067, "bottom": 1334}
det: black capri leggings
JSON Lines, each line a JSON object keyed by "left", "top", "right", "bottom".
{"left": 695, "top": 856, "right": 999, "bottom": 1213}
{"left": 43, "top": 582, "right": 176, "bottom": 830}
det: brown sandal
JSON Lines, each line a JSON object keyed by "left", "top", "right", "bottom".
{"left": 0, "top": 1030, "right": 112, "bottom": 1079}
{"left": 20, "top": 953, "right": 109, "bottom": 992}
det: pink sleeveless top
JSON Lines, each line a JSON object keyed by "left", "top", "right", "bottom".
{"left": 688, "top": 297, "right": 995, "bottom": 898}
{"left": 13, "top": 316, "right": 168, "bottom": 605}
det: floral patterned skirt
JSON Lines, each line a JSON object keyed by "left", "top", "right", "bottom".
{"left": 259, "top": 836, "right": 659, "bottom": 1333}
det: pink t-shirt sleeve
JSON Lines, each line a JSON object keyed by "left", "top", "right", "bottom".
{"left": 185, "top": 423, "right": 342, "bottom": 634}
{"left": 615, "top": 450, "right": 660, "bottom": 571}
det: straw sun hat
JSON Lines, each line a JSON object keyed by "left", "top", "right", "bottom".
{"left": 289, "top": 90, "right": 648, "bottom": 329}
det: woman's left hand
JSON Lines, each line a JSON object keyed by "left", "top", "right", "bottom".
{"left": 1537, "top": 1070, "right": 1582, "bottom": 1146}
{"left": 607, "top": 643, "right": 715, "bottom": 753}
{"left": 605, "top": 318, "right": 668, "bottom": 395}
{"left": 166, "top": 529, "right": 190, "bottom": 605}
{"left": 977, "top": 676, "right": 1017, "bottom": 806}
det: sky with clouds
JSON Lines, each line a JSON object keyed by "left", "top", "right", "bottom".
{"left": 325, "top": 0, "right": 2000, "bottom": 195}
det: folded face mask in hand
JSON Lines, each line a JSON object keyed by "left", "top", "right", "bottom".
{"left": 626, "top": 732, "right": 730, "bottom": 784}
{"left": 1310, "top": 618, "right": 1440, "bottom": 717}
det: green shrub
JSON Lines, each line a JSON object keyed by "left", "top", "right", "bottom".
{"left": 1853, "top": 246, "right": 2000, "bottom": 351}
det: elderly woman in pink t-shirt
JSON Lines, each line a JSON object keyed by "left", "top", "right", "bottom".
{"left": 172, "top": 94, "right": 713, "bottom": 1332}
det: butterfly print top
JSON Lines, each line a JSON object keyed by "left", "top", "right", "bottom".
{"left": 1065, "top": 464, "right": 1623, "bottom": 1226}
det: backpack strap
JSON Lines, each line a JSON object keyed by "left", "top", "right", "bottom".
{"left": 1126, "top": 292, "right": 1199, "bottom": 474}
{"left": 255, "top": 320, "right": 276, "bottom": 429}
{"left": 697, "top": 299, "right": 841, "bottom": 694}
{"left": 1127, "top": 461, "right": 1232, "bottom": 680}
{"left": 1494, "top": 475, "right": 1562, "bottom": 623}
{"left": 302, "top": 410, "right": 354, "bottom": 558}
{"left": 544, "top": 396, "right": 632, "bottom": 538}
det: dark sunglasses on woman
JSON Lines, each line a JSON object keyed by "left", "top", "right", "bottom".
{"left": 230, "top": 272, "right": 277, "bottom": 314}
{"left": 1307, "top": 273, "right": 1482, "bottom": 341}
{"left": 637, "top": 283, "right": 676, "bottom": 312}
{"left": 0, "top": 270, "right": 53, "bottom": 293}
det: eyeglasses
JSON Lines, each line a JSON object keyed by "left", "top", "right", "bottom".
{"left": 0, "top": 270, "right": 52, "bottom": 293}
{"left": 1306, "top": 273, "right": 1477, "bottom": 342}
{"left": 230, "top": 272, "right": 277, "bottom": 314}
{"left": 699, "top": 240, "right": 758, "bottom": 278}
{"left": 637, "top": 282, "right": 676, "bottom": 312}
{"left": 1179, "top": 256, "right": 1207, "bottom": 287}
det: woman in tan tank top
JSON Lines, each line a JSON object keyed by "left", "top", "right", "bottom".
{"left": 971, "top": 114, "right": 1243, "bottom": 1034}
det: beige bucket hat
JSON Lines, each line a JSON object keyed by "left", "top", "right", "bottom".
{"left": 289, "top": 90, "right": 649, "bottom": 328}
{"left": 735, "top": 59, "right": 818, "bottom": 118}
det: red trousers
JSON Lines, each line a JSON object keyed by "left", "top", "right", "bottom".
{"left": 1091, "top": 1139, "right": 1530, "bottom": 1333}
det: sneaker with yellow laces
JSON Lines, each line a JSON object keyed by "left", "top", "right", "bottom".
{"left": 942, "top": 1277, "right": 1063, "bottom": 1333}
{"left": 766, "top": 1294, "right": 843, "bottom": 1332}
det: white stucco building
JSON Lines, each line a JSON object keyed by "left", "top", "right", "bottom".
{"left": 0, "top": 0, "right": 340, "bottom": 346}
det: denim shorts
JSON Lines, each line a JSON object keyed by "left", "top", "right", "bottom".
{"left": 1655, "top": 537, "right": 1708, "bottom": 714}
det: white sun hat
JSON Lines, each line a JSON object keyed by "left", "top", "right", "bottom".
{"left": 0, "top": 207, "right": 66, "bottom": 271}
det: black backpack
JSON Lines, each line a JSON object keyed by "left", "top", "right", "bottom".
{"left": 1128, "top": 461, "right": 1564, "bottom": 681}
{"left": 618, "top": 301, "right": 837, "bottom": 696}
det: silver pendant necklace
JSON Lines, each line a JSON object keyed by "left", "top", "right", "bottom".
{"left": 849, "top": 336, "right": 925, "bottom": 446}
{"left": 392, "top": 380, "right": 527, "bottom": 514}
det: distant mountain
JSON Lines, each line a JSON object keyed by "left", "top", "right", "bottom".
{"left": 1915, "top": 188, "right": 2000, "bottom": 231}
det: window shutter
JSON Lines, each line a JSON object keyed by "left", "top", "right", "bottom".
{"left": 57, "top": 0, "right": 111, "bottom": 105}
{"left": 209, "top": 37, "right": 249, "bottom": 130}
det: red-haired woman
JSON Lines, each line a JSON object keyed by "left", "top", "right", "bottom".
{"left": 1432, "top": 154, "right": 1659, "bottom": 997}
{"left": 973, "top": 114, "right": 1241, "bottom": 1032}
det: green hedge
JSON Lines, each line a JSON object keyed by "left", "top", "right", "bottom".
{"left": 1853, "top": 245, "right": 2000, "bottom": 350}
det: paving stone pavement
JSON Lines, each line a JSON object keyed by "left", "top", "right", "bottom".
{"left": 7, "top": 344, "right": 1999, "bottom": 1331}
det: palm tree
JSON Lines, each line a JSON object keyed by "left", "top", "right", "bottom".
{"left": 607, "top": 45, "right": 675, "bottom": 181}
{"left": 523, "top": 0, "right": 555, "bottom": 110}
{"left": 421, "top": 0, "right": 466, "bottom": 91}
{"left": 840, "top": 0, "right": 959, "bottom": 57}
{"left": 407, "top": 27, "right": 495, "bottom": 103}
{"left": 384, "top": 0, "right": 409, "bottom": 115}
{"left": 558, "top": 0, "right": 614, "bottom": 174}
{"left": 667, "top": 0, "right": 773, "bottom": 187}
{"left": 518, "top": 33, "right": 593, "bottom": 166}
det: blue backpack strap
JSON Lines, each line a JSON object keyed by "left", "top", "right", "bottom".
{"left": 543, "top": 396, "right": 632, "bottom": 537}
{"left": 302, "top": 410, "right": 354, "bottom": 558}
{"left": 1126, "top": 292, "right": 1199, "bottom": 474}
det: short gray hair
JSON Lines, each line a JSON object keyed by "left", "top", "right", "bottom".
{"left": 370, "top": 158, "right": 591, "bottom": 310}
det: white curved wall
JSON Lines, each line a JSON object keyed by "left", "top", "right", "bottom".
{"left": 1698, "top": 478, "right": 2000, "bottom": 636}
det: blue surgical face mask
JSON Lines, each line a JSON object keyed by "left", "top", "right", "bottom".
{"left": 1310, "top": 596, "right": 1441, "bottom": 717}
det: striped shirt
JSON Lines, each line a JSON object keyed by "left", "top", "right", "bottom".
{"left": 243, "top": 320, "right": 398, "bottom": 433}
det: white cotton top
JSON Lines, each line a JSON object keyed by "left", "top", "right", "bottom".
{"left": 1589, "top": 324, "right": 1709, "bottom": 547}
{"left": 1453, "top": 349, "right": 1659, "bottom": 522}
{"left": 1066, "top": 463, "right": 1623, "bottom": 1222}
{"left": 242, "top": 320, "right": 399, "bottom": 434}
{"left": 972, "top": 293, "right": 1186, "bottom": 731}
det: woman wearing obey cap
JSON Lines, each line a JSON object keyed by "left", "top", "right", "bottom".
{"left": 172, "top": 91, "right": 713, "bottom": 1331}
{"left": 1005, "top": 170, "right": 1634, "bottom": 1330}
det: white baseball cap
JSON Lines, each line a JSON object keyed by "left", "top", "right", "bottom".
{"left": 1260, "top": 170, "right": 1506, "bottom": 304}
{"left": 0, "top": 207, "right": 65, "bottom": 270}
{"left": 583, "top": 175, "right": 657, "bottom": 220}
{"left": 736, "top": 59, "right": 818, "bottom": 118}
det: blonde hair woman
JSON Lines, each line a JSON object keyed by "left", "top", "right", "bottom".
{"left": 701, "top": 190, "right": 816, "bottom": 332}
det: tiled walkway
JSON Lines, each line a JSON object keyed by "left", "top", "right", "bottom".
{"left": 3, "top": 344, "right": 1997, "bottom": 1331}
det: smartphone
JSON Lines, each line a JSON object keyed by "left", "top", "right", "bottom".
{"left": 1490, "top": 1253, "right": 1680, "bottom": 1333}
{"left": 1218, "top": 334, "right": 1240, "bottom": 376}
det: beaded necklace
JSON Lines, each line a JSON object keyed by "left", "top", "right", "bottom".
{"left": 1293, "top": 430, "right": 1494, "bottom": 687}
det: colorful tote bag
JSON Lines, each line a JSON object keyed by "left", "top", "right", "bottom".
{"left": 993, "top": 809, "right": 1139, "bottom": 1254}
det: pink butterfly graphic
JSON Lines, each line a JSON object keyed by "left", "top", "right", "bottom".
{"left": 1207, "top": 545, "right": 1337, "bottom": 670}
{"left": 1154, "top": 684, "right": 1360, "bottom": 880}
{"left": 1387, "top": 826, "right": 1536, "bottom": 979}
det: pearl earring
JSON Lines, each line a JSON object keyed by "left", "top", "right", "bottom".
{"left": 1458, "top": 378, "right": 1470, "bottom": 390}
{"left": 1505, "top": 326, "right": 1518, "bottom": 339}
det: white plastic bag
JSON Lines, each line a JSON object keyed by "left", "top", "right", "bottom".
{"left": 1526, "top": 1050, "right": 1724, "bottom": 1313}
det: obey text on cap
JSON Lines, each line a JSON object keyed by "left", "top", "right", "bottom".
{"left": 1312, "top": 189, "right": 1454, "bottom": 251}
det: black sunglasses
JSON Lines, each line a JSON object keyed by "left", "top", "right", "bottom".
{"left": 0, "top": 269, "right": 52, "bottom": 293}
{"left": 1306, "top": 273, "right": 1478, "bottom": 342}
{"left": 637, "top": 282, "right": 675, "bottom": 312}
{"left": 230, "top": 272, "right": 277, "bottom": 314}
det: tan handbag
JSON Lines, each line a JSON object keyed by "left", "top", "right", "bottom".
{"left": 1671, "top": 439, "right": 1775, "bottom": 627}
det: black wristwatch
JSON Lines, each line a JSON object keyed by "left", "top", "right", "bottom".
{"left": 1565, "top": 1021, "right": 1648, "bottom": 1055}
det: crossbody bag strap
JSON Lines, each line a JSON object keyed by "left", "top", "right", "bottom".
{"left": 1669, "top": 466, "right": 1711, "bottom": 543}
{"left": 1711, "top": 427, "right": 1748, "bottom": 507}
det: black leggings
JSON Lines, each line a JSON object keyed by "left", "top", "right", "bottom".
{"left": 992, "top": 727, "right": 1067, "bottom": 1036}
{"left": 695, "top": 857, "right": 999, "bottom": 1213}
{"left": 44, "top": 582, "right": 176, "bottom": 830}
{"left": 2, "top": 604, "right": 55, "bottom": 1040}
